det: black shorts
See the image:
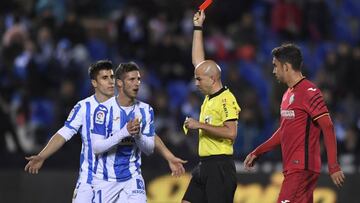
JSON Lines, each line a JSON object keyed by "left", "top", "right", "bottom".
{"left": 183, "top": 155, "right": 237, "bottom": 203}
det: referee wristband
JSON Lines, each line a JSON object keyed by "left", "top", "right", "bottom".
{"left": 193, "top": 26, "right": 203, "bottom": 31}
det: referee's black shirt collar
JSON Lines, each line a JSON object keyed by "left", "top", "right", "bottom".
{"left": 208, "top": 86, "right": 227, "bottom": 100}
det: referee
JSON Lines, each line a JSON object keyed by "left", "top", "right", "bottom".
{"left": 182, "top": 10, "right": 240, "bottom": 203}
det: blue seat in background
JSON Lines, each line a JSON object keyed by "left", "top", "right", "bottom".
{"left": 30, "top": 99, "right": 55, "bottom": 126}
{"left": 167, "top": 81, "right": 189, "bottom": 111}
{"left": 86, "top": 38, "right": 109, "bottom": 61}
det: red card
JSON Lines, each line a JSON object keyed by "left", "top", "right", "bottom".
{"left": 199, "top": 0, "right": 213, "bottom": 11}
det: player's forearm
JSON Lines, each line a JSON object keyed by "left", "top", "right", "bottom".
{"left": 317, "top": 116, "right": 341, "bottom": 174}
{"left": 92, "top": 127, "right": 129, "bottom": 155}
{"left": 192, "top": 29, "right": 205, "bottom": 67}
{"left": 252, "top": 128, "right": 281, "bottom": 156}
{"left": 199, "top": 121, "right": 237, "bottom": 141}
{"left": 135, "top": 135, "right": 155, "bottom": 156}
{"left": 38, "top": 133, "right": 66, "bottom": 159}
{"left": 155, "top": 135, "right": 174, "bottom": 161}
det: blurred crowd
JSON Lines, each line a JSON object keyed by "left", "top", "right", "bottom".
{"left": 1, "top": 0, "right": 360, "bottom": 171}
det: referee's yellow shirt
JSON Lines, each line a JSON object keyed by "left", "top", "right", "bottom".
{"left": 198, "top": 87, "right": 240, "bottom": 157}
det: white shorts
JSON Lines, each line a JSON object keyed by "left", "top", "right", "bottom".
{"left": 92, "top": 174, "right": 146, "bottom": 203}
{"left": 72, "top": 181, "right": 94, "bottom": 203}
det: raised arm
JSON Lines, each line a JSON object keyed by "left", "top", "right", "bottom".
{"left": 155, "top": 135, "right": 187, "bottom": 177}
{"left": 192, "top": 10, "right": 206, "bottom": 67}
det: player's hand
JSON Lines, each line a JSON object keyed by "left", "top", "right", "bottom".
{"left": 243, "top": 153, "right": 257, "bottom": 170}
{"left": 24, "top": 155, "right": 45, "bottom": 174}
{"left": 193, "top": 10, "right": 205, "bottom": 27}
{"left": 168, "top": 156, "right": 188, "bottom": 177}
{"left": 184, "top": 117, "right": 201, "bottom": 130}
{"left": 330, "top": 170, "right": 345, "bottom": 188}
{"left": 127, "top": 119, "right": 140, "bottom": 136}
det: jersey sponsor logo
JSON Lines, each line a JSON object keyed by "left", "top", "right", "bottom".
{"left": 280, "top": 110, "right": 295, "bottom": 119}
{"left": 120, "top": 136, "right": 135, "bottom": 145}
{"left": 307, "top": 87, "right": 317, "bottom": 92}
{"left": 95, "top": 111, "right": 105, "bottom": 124}
{"left": 289, "top": 94, "right": 295, "bottom": 105}
{"left": 281, "top": 200, "right": 290, "bottom": 203}
{"left": 132, "top": 189, "right": 145, "bottom": 195}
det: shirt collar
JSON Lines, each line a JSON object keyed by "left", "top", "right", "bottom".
{"left": 208, "top": 86, "right": 227, "bottom": 100}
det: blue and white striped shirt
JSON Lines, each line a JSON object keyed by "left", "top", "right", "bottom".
{"left": 92, "top": 96, "right": 155, "bottom": 182}
{"left": 57, "top": 95, "right": 102, "bottom": 184}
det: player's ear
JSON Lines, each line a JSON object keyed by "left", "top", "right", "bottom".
{"left": 91, "top": 79, "right": 97, "bottom": 88}
{"left": 116, "top": 79, "right": 123, "bottom": 87}
{"left": 211, "top": 75, "right": 216, "bottom": 84}
{"left": 284, "top": 62, "right": 290, "bottom": 71}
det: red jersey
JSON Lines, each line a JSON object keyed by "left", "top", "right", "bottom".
{"left": 252, "top": 78, "right": 340, "bottom": 174}
{"left": 279, "top": 78, "right": 328, "bottom": 173}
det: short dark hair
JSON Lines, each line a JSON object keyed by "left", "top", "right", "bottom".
{"left": 271, "top": 43, "right": 303, "bottom": 71}
{"left": 115, "top": 62, "right": 140, "bottom": 80}
{"left": 88, "top": 60, "right": 113, "bottom": 80}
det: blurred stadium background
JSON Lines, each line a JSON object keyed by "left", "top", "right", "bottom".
{"left": 0, "top": 0, "right": 359, "bottom": 202}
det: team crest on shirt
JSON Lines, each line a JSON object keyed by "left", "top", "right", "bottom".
{"left": 95, "top": 111, "right": 105, "bottom": 124}
{"left": 289, "top": 94, "right": 295, "bottom": 105}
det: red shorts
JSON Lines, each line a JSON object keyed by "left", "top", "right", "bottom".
{"left": 277, "top": 170, "right": 319, "bottom": 203}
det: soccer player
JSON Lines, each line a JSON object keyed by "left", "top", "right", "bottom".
{"left": 90, "top": 62, "right": 158, "bottom": 203}
{"left": 24, "top": 60, "right": 186, "bottom": 203}
{"left": 182, "top": 10, "right": 241, "bottom": 203}
{"left": 24, "top": 60, "right": 115, "bottom": 203}
{"left": 244, "top": 43, "right": 345, "bottom": 203}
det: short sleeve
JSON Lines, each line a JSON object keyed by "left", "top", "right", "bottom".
{"left": 221, "top": 94, "right": 240, "bottom": 122}
{"left": 58, "top": 103, "right": 83, "bottom": 141}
